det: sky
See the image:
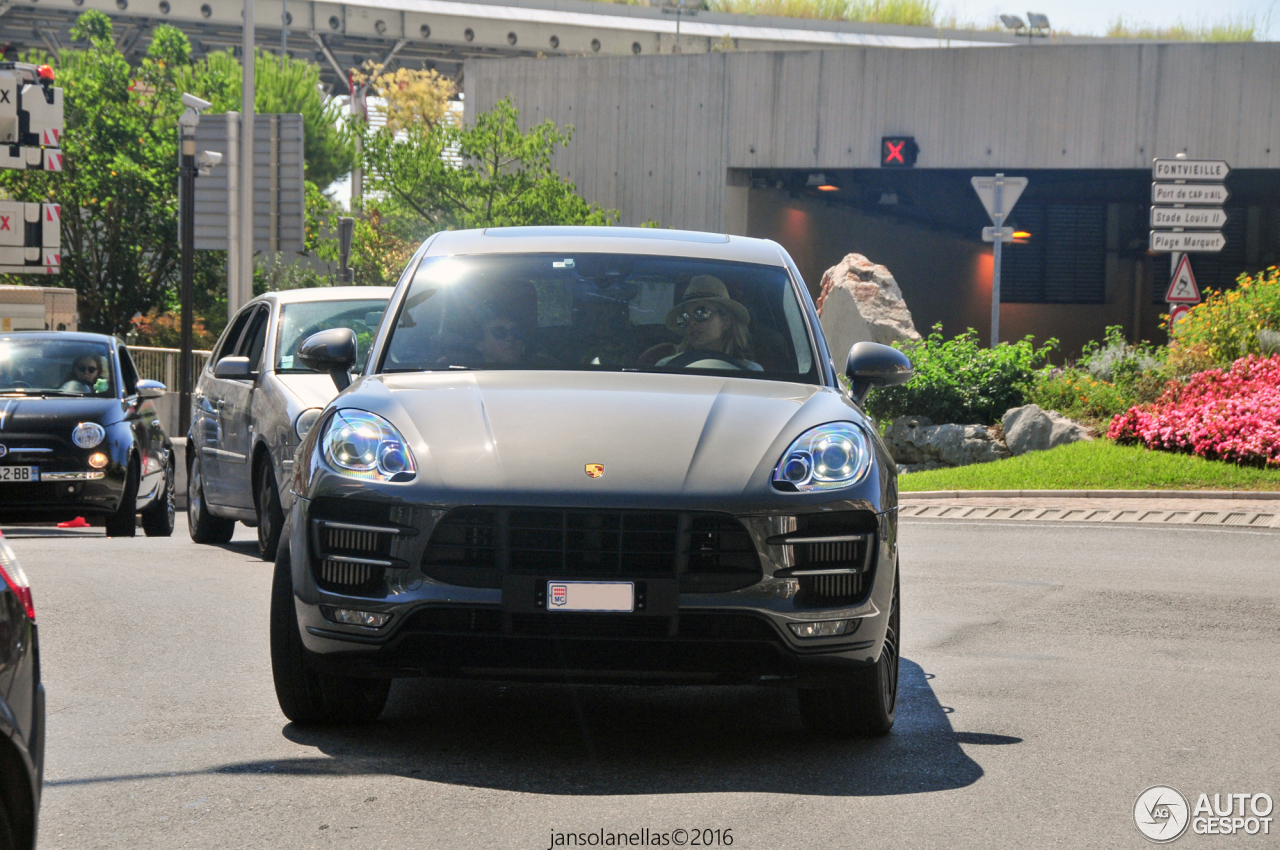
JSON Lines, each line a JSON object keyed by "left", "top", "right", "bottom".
{"left": 941, "top": 0, "right": 1275, "bottom": 37}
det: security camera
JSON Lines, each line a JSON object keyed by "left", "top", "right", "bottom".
{"left": 181, "top": 93, "right": 213, "bottom": 112}
{"left": 195, "top": 150, "right": 223, "bottom": 176}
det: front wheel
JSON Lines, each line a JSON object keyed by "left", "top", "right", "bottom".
{"left": 255, "top": 461, "right": 284, "bottom": 561}
{"left": 797, "top": 566, "right": 900, "bottom": 737}
{"left": 142, "top": 460, "right": 176, "bottom": 537}
{"left": 270, "top": 533, "right": 389, "bottom": 725}
{"left": 104, "top": 459, "right": 139, "bottom": 538}
{"left": 187, "top": 452, "right": 235, "bottom": 544}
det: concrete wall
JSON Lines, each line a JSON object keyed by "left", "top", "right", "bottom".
{"left": 467, "top": 42, "right": 1280, "bottom": 231}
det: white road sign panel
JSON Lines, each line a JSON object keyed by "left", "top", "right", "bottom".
{"left": 982, "top": 226, "right": 1013, "bottom": 243}
{"left": 1150, "top": 207, "right": 1228, "bottom": 229}
{"left": 1150, "top": 231, "right": 1226, "bottom": 253}
{"left": 1152, "top": 159, "right": 1230, "bottom": 181}
{"left": 971, "top": 176, "right": 1028, "bottom": 224}
{"left": 1151, "top": 183, "right": 1229, "bottom": 205}
{"left": 1165, "top": 255, "right": 1201, "bottom": 303}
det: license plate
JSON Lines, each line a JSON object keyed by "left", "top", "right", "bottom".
{"left": 0, "top": 466, "right": 39, "bottom": 482}
{"left": 546, "top": 581, "right": 634, "bottom": 612}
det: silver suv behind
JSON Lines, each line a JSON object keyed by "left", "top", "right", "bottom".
{"left": 187, "top": 287, "right": 393, "bottom": 557}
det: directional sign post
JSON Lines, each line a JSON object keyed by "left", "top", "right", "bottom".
{"left": 972, "top": 174, "right": 1028, "bottom": 348}
{"left": 1150, "top": 155, "right": 1229, "bottom": 324}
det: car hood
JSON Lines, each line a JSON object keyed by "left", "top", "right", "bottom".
{"left": 274, "top": 372, "right": 343, "bottom": 411}
{"left": 353, "top": 371, "right": 850, "bottom": 498}
{"left": 0, "top": 396, "right": 124, "bottom": 432}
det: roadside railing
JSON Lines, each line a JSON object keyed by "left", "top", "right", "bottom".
{"left": 127, "top": 346, "right": 211, "bottom": 391}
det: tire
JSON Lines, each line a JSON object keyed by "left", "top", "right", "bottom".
{"left": 255, "top": 461, "right": 284, "bottom": 561}
{"left": 0, "top": 790, "right": 19, "bottom": 850}
{"left": 797, "top": 566, "right": 900, "bottom": 737}
{"left": 141, "top": 460, "right": 176, "bottom": 537}
{"left": 270, "top": 533, "right": 389, "bottom": 725}
{"left": 187, "top": 452, "right": 235, "bottom": 545}
{"left": 103, "top": 459, "right": 139, "bottom": 538}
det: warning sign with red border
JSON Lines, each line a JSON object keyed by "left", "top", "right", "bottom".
{"left": 1165, "top": 255, "right": 1202, "bottom": 304}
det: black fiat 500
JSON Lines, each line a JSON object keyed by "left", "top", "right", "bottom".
{"left": 0, "top": 332, "right": 175, "bottom": 537}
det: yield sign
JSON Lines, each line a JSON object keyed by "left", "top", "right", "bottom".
{"left": 1165, "top": 255, "right": 1202, "bottom": 304}
{"left": 970, "top": 176, "right": 1028, "bottom": 224}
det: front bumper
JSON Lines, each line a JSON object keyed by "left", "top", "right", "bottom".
{"left": 288, "top": 490, "right": 898, "bottom": 686}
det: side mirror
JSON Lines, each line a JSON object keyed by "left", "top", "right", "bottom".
{"left": 845, "top": 341, "right": 912, "bottom": 406}
{"left": 136, "top": 379, "right": 166, "bottom": 400}
{"left": 297, "top": 328, "right": 357, "bottom": 391}
{"left": 213, "top": 356, "right": 253, "bottom": 380}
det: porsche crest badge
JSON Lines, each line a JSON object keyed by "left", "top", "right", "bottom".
{"left": 584, "top": 463, "right": 604, "bottom": 479}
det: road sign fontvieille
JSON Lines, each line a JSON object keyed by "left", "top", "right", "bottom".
{"left": 1165, "top": 255, "right": 1201, "bottom": 303}
{"left": 1151, "top": 159, "right": 1230, "bottom": 181}
{"left": 1151, "top": 183, "right": 1228, "bottom": 205}
{"left": 1150, "top": 207, "right": 1228, "bottom": 229}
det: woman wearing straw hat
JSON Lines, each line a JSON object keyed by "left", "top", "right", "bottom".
{"left": 656, "top": 275, "right": 763, "bottom": 371}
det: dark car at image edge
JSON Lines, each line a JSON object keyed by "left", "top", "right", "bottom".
{"left": 0, "top": 532, "right": 43, "bottom": 850}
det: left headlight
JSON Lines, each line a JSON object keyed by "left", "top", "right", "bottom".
{"left": 321, "top": 409, "right": 417, "bottom": 482}
{"left": 72, "top": 422, "right": 105, "bottom": 449}
{"left": 772, "top": 421, "right": 873, "bottom": 492}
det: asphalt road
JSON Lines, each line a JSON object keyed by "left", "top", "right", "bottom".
{"left": 6, "top": 517, "right": 1278, "bottom": 849}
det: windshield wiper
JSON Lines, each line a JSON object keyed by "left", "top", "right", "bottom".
{"left": 0, "top": 388, "right": 83, "bottom": 397}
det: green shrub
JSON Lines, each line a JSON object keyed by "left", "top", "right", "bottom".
{"left": 1029, "top": 368, "right": 1133, "bottom": 425}
{"left": 1171, "top": 266, "right": 1280, "bottom": 364}
{"left": 865, "top": 325, "right": 1056, "bottom": 426}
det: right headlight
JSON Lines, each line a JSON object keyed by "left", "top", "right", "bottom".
{"left": 294, "top": 407, "right": 323, "bottom": 441}
{"left": 321, "top": 409, "right": 417, "bottom": 482}
{"left": 772, "top": 421, "right": 873, "bottom": 492}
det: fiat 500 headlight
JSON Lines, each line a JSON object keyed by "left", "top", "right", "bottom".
{"left": 321, "top": 410, "right": 417, "bottom": 482}
{"left": 72, "top": 422, "right": 106, "bottom": 449}
{"left": 772, "top": 422, "right": 873, "bottom": 491}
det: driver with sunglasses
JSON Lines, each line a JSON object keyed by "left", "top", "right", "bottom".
{"left": 61, "top": 354, "right": 109, "bottom": 394}
{"left": 476, "top": 315, "right": 528, "bottom": 365}
{"left": 656, "top": 275, "right": 763, "bottom": 371}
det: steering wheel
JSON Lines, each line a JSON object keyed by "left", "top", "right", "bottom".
{"left": 661, "top": 349, "right": 751, "bottom": 371}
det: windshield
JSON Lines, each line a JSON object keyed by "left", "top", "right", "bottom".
{"left": 380, "top": 254, "right": 818, "bottom": 383}
{"left": 276, "top": 299, "right": 389, "bottom": 373}
{"left": 0, "top": 337, "right": 115, "bottom": 397}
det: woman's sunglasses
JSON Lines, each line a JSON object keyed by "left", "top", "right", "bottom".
{"left": 75, "top": 363, "right": 100, "bottom": 374}
{"left": 674, "top": 305, "right": 723, "bottom": 329}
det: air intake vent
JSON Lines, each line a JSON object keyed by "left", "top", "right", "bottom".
{"left": 422, "top": 508, "right": 762, "bottom": 592}
{"left": 322, "top": 526, "right": 389, "bottom": 556}
{"left": 800, "top": 573, "right": 861, "bottom": 604}
{"left": 319, "top": 558, "right": 376, "bottom": 588}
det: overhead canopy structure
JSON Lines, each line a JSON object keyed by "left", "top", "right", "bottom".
{"left": 3, "top": 0, "right": 1065, "bottom": 90}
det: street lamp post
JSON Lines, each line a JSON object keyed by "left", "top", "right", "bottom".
{"left": 177, "top": 94, "right": 217, "bottom": 438}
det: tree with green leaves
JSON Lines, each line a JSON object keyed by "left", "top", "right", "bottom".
{"left": 177, "top": 49, "right": 355, "bottom": 189}
{"left": 361, "top": 96, "right": 616, "bottom": 234}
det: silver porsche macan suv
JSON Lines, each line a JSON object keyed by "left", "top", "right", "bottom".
{"left": 272, "top": 227, "right": 912, "bottom": 736}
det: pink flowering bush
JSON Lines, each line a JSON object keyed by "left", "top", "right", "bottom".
{"left": 1108, "top": 354, "right": 1280, "bottom": 468}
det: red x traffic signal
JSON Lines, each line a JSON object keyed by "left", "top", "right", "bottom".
{"left": 881, "top": 137, "right": 919, "bottom": 168}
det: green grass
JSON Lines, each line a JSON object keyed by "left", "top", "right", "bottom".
{"left": 1104, "top": 14, "right": 1262, "bottom": 41}
{"left": 899, "top": 440, "right": 1280, "bottom": 492}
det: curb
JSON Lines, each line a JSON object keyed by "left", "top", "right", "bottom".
{"left": 899, "top": 503, "right": 1280, "bottom": 530}
{"left": 900, "top": 489, "right": 1280, "bottom": 501}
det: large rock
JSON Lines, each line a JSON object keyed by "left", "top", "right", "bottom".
{"left": 1001, "top": 404, "right": 1093, "bottom": 456}
{"left": 816, "top": 254, "right": 921, "bottom": 363}
{"left": 883, "top": 415, "right": 1010, "bottom": 467}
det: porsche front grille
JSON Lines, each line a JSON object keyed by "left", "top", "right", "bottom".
{"left": 421, "top": 507, "right": 762, "bottom": 592}
{"left": 309, "top": 504, "right": 410, "bottom": 594}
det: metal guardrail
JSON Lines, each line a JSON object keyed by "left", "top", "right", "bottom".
{"left": 127, "top": 346, "right": 211, "bottom": 391}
